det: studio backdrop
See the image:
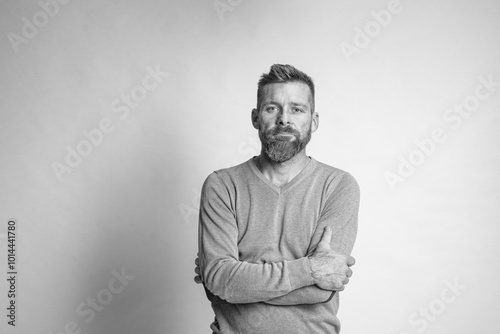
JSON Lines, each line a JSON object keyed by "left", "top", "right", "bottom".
{"left": 1, "top": 0, "right": 499, "bottom": 333}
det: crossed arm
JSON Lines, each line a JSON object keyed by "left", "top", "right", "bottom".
{"left": 202, "top": 279, "right": 335, "bottom": 305}
{"left": 196, "top": 172, "right": 360, "bottom": 305}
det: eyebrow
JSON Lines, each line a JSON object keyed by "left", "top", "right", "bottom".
{"left": 262, "top": 101, "right": 309, "bottom": 108}
{"left": 290, "top": 102, "right": 309, "bottom": 108}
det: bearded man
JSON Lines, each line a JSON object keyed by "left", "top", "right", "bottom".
{"left": 195, "top": 64, "right": 360, "bottom": 333}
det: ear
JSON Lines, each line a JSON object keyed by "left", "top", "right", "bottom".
{"left": 311, "top": 111, "right": 319, "bottom": 133}
{"left": 251, "top": 108, "right": 259, "bottom": 129}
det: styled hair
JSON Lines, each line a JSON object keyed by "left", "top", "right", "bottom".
{"left": 257, "top": 64, "right": 315, "bottom": 112}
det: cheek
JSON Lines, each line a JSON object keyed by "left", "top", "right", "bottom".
{"left": 259, "top": 117, "right": 276, "bottom": 130}
{"left": 299, "top": 122, "right": 312, "bottom": 136}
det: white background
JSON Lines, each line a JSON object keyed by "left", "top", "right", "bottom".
{"left": 1, "top": 0, "right": 499, "bottom": 333}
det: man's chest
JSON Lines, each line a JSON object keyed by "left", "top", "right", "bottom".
{"left": 233, "top": 188, "right": 324, "bottom": 263}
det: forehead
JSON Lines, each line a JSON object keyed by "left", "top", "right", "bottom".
{"left": 260, "top": 81, "right": 312, "bottom": 104}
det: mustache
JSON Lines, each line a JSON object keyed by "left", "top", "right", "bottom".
{"left": 268, "top": 126, "right": 300, "bottom": 137}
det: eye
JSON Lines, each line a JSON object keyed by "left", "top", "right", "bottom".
{"left": 292, "top": 107, "right": 304, "bottom": 113}
{"left": 265, "top": 106, "right": 278, "bottom": 112}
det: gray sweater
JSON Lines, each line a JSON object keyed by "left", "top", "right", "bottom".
{"left": 198, "top": 157, "right": 360, "bottom": 333}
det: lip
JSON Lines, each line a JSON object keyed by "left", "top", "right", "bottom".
{"left": 274, "top": 133, "right": 296, "bottom": 140}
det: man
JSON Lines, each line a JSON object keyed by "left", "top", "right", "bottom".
{"left": 195, "top": 64, "right": 360, "bottom": 333}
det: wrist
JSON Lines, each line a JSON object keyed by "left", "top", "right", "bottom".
{"left": 307, "top": 256, "right": 318, "bottom": 284}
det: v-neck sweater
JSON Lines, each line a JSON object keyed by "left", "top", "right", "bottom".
{"left": 248, "top": 156, "right": 314, "bottom": 194}
{"left": 198, "top": 156, "right": 360, "bottom": 334}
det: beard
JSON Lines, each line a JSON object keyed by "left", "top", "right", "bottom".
{"left": 259, "top": 125, "right": 311, "bottom": 163}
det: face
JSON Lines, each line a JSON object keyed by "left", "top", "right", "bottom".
{"left": 252, "top": 81, "right": 319, "bottom": 163}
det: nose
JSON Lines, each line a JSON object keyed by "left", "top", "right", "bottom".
{"left": 277, "top": 109, "right": 290, "bottom": 125}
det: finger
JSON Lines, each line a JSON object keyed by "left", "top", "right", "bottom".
{"left": 346, "top": 256, "right": 356, "bottom": 266}
{"left": 195, "top": 266, "right": 200, "bottom": 275}
{"left": 195, "top": 257, "right": 199, "bottom": 265}
{"left": 210, "top": 322, "right": 219, "bottom": 333}
{"left": 317, "top": 226, "right": 333, "bottom": 250}
{"left": 346, "top": 268, "right": 353, "bottom": 278}
{"left": 342, "top": 277, "right": 349, "bottom": 285}
{"left": 194, "top": 275, "right": 203, "bottom": 284}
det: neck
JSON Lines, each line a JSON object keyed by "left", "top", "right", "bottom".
{"left": 255, "top": 150, "right": 310, "bottom": 187}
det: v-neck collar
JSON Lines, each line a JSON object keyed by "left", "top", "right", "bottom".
{"left": 247, "top": 156, "right": 317, "bottom": 195}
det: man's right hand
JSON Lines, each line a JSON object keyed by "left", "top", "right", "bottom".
{"left": 308, "top": 226, "right": 355, "bottom": 291}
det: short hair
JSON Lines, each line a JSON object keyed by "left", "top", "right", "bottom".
{"left": 257, "top": 64, "right": 315, "bottom": 112}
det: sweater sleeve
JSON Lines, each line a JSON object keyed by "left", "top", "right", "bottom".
{"left": 263, "top": 285, "right": 334, "bottom": 305}
{"left": 310, "top": 172, "right": 360, "bottom": 256}
{"left": 198, "top": 172, "right": 314, "bottom": 304}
